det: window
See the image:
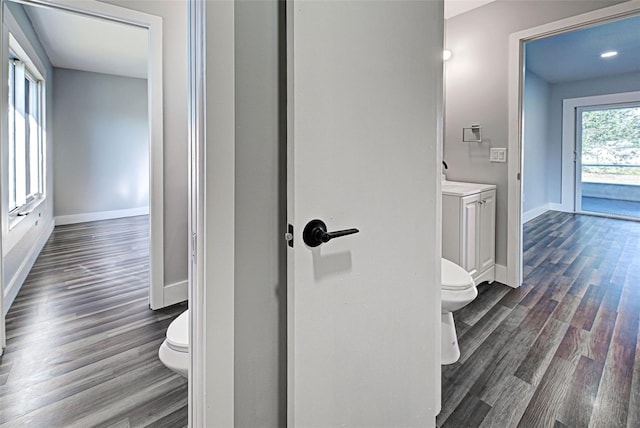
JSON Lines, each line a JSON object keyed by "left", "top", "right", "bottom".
{"left": 8, "top": 50, "right": 44, "bottom": 213}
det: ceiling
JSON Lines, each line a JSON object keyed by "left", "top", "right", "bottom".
{"left": 445, "top": 0, "right": 496, "bottom": 20}
{"left": 23, "top": 3, "right": 147, "bottom": 79}
{"left": 526, "top": 14, "right": 640, "bottom": 83}
{"left": 17, "top": 0, "right": 483, "bottom": 79}
{"left": 21, "top": 0, "right": 637, "bottom": 84}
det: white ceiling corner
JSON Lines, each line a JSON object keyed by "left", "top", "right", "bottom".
{"left": 24, "top": 4, "right": 148, "bottom": 79}
{"left": 444, "top": 0, "right": 497, "bottom": 20}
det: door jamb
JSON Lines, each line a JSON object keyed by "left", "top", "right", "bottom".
{"left": 188, "top": 0, "right": 236, "bottom": 426}
{"left": 506, "top": 0, "right": 640, "bottom": 288}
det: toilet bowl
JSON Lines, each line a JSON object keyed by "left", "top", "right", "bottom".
{"left": 441, "top": 258, "right": 477, "bottom": 365}
{"left": 159, "top": 309, "right": 189, "bottom": 377}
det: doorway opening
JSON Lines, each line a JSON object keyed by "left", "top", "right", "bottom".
{"left": 507, "top": 1, "right": 640, "bottom": 288}
{"left": 0, "top": 0, "right": 165, "bottom": 347}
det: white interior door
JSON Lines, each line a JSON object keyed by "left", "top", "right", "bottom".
{"left": 287, "top": 1, "right": 443, "bottom": 426}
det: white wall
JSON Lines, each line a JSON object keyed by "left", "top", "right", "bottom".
{"left": 2, "top": 2, "right": 54, "bottom": 313}
{"left": 234, "top": 1, "right": 285, "bottom": 426}
{"left": 522, "top": 70, "right": 550, "bottom": 217}
{"left": 53, "top": 68, "right": 148, "bottom": 221}
{"left": 547, "top": 70, "right": 640, "bottom": 203}
{"left": 444, "top": 0, "right": 627, "bottom": 268}
{"left": 98, "top": 0, "right": 187, "bottom": 287}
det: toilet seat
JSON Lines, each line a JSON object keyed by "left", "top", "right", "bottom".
{"left": 166, "top": 309, "right": 189, "bottom": 353}
{"left": 441, "top": 258, "right": 474, "bottom": 291}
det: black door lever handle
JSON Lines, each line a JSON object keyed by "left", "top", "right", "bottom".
{"left": 303, "top": 219, "right": 359, "bottom": 247}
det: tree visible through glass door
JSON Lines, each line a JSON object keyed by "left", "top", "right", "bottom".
{"left": 577, "top": 104, "right": 640, "bottom": 219}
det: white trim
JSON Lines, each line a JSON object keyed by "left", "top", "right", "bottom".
{"left": 495, "top": 263, "right": 508, "bottom": 286}
{"left": 475, "top": 266, "right": 496, "bottom": 286}
{"left": 549, "top": 202, "right": 568, "bottom": 212}
{"left": 189, "top": 0, "right": 236, "bottom": 426}
{"left": 163, "top": 279, "right": 188, "bottom": 307}
{"left": 562, "top": 91, "right": 640, "bottom": 212}
{"left": 522, "top": 204, "right": 550, "bottom": 223}
{"left": 4, "top": 6, "right": 46, "bottom": 78}
{"left": 187, "top": 0, "right": 204, "bottom": 425}
{"left": 55, "top": 207, "right": 149, "bottom": 226}
{"left": 575, "top": 106, "right": 584, "bottom": 213}
{"left": 507, "top": 0, "right": 640, "bottom": 289}
{"left": 506, "top": 30, "right": 524, "bottom": 289}
{"left": 10, "top": 0, "right": 164, "bottom": 310}
{"left": 3, "top": 218, "right": 53, "bottom": 315}
{"left": 522, "top": 201, "right": 582, "bottom": 220}
{"left": 5, "top": 197, "right": 46, "bottom": 253}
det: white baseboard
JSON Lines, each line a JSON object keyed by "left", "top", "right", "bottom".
{"left": 549, "top": 202, "right": 571, "bottom": 213}
{"left": 163, "top": 279, "right": 188, "bottom": 308}
{"left": 55, "top": 207, "right": 149, "bottom": 226}
{"left": 495, "top": 263, "right": 508, "bottom": 286}
{"left": 3, "top": 218, "right": 55, "bottom": 315}
{"left": 523, "top": 204, "right": 550, "bottom": 223}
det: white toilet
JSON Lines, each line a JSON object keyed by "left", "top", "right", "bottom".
{"left": 441, "top": 258, "right": 477, "bottom": 365}
{"left": 158, "top": 309, "right": 189, "bottom": 377}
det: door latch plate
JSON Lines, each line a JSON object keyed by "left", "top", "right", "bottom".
{"left": 285, "top": 224, "right": 294, "bottom": 248}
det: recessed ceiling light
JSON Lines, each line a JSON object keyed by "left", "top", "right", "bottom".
{"left": 600, "top": 51, "right": 618, "bottom": 58}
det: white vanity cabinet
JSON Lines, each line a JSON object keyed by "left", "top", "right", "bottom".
{"left": 442, "top": 181, "right": 496, "bottom": 285}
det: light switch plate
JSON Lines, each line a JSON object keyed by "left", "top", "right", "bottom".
{"left": 490, "top": 148, "right": 507, "bottom": 163}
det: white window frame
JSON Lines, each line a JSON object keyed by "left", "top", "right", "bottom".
{"left": 6, "top": 33, "right": 46, "bottom": 227}
{"left": 561, "top": 91, "right": 640, "bottom": 213}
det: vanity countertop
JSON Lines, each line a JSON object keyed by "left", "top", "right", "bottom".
{"left": 442, "top": 180, "right": 496, "bottom": 197}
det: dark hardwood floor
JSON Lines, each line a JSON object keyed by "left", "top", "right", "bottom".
{"left": 0, "top": 216, "right": 187, "bottom": 427}
{"left": 437, "top": 211, "right": 640, "bottom": 428}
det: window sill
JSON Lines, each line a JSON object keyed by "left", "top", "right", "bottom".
{"left": 9, "top": 197, "right": 45, "bottom": 231}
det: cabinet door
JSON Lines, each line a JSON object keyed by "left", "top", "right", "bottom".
{"left": 461, "top": 194, "right": 480, "bottom": 276}
{"left": 478, "top": 189, "right": 496, "bottom": 273}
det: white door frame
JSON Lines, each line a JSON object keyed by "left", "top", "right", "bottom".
{"left": 188, "top": 0, "right": 236, "bottom": 426}
{"left": 0, "top": 0, "right": 164, "bottom": 313}
{"left": 575, "top": 106, "right": 585, "bottom": 213}
{"left": 506, "top": 0, "right": 640, "bottom": 288}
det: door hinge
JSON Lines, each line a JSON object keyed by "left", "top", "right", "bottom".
{"left": 517, "top": 172, "right": 521, "bottom": 180}
{"left": 191, "top": 232, "right": 197, "bottom": 261}
{"left": 285, "top": 224, "right": 294, "bottom": 248}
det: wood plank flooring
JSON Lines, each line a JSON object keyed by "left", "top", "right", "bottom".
{"left": 0, "top": 216, "right": 187, "bottom": 427}
{"left": 437, "top": 211, "right": 640, "bottom": 428}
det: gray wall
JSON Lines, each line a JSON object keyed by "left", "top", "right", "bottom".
{"left": 522, "top": 70, "right": 550, "bottom": 213}
{"left": 3, "top": 2, "right": 54, "bottom": 301}
{"left": 101, "top": 0, "right": 187, "bottom": 286}
{"left": 53, "top": 68, "right": 148, "bottom": 217}
{"left": 444, "top": 0, "right": 627, "bottom": 268}
{"left": 234, "top": 1, "right": 286, "bottom": 426}
{"left": 547, "top": 70, "right": 640, "bottom": 203}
